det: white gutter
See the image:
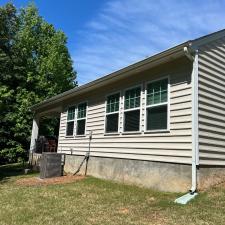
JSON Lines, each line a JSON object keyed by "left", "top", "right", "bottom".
{"left": 175, "top": 47, "right": 199, "bottom": 204}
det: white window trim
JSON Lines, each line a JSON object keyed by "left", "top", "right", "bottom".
{"left": 75, "top": 101, "right": 88, "bottom": 137}
{"left": 119, "top": 94, "right": 123, "bottom": 134}
{"left": 104, "top": 91, "right": 121, "bottom": 135}
{"left": 144, "top": 76, "right": 170, "bottom": 133}
{"left": 65, "top": 105, "right": 76, "bottom": 137}
{"left": 122, "top": 84, "right": 142, "bottom": 134}
{"left": 140, "top": 81, "right": 145, "bottom": 134}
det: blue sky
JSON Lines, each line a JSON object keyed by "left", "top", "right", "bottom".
{"left": 1, "top": 0, "right": 225, "bottom": 84}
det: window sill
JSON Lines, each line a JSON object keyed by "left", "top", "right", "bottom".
{"left": 144, "top": 129, "right": 170, "bottom": 134}
{"left": 65, "top": 135, "right": 87, "bottom": 138}
{"left": 104, "top": 132, "right": 120, "bottom": 136}
{"left": 75, "top": 135, "right": 86, "bottom": 138}
{"left": 122, "top": 131, "right": 142, "bottom": 135}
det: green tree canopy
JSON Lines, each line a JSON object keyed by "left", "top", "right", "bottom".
{"left": 0, "top": 3, "right": 76, "bottom": 163}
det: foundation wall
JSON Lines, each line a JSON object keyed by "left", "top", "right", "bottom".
{"left": 30, "top": 153, "right": 225, "bottom": 191}
{"left": 198, "top": 166, "right": 225, "bottom": 190}
{"left": 64, "top": 154, "right": 192, "bottom": 192}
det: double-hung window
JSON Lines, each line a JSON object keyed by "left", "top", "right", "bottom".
{"left": 66, "top": 106, "right": 75, "bottom": 136}
{"left": 146, "top": 78, "right": 168, "bottom": 131}
{"left": 124, "top": 86, "right": 141, "bottom": 132}
{"left": 105, "top": 93, "right": 120, "bottom": 133}
{"left": 76, "top": 102, "right": 87, "bottom": 135}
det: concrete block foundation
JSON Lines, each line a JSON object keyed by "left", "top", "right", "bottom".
{"left": 64, "top": 154, "right": 192, "bottom": 192}
{"left": 30, "top": 153, "right": 225, "bottom": 192}
{"left": 198, "top": 166, "right": 225, "bottom": 190}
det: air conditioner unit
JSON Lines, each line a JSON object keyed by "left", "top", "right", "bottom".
{"left": 40, "top": 153, "right": 65, "bottom": 179}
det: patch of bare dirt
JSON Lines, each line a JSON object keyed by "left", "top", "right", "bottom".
{"left": 16, "top": 175, "right": 85, "bottom": 186}
{"left": 118, "top": 208, "right": 130, "bottom": 214}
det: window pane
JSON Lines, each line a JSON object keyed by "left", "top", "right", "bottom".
{"left": 161, "top": 79, "right": 168, "bottom": 91}
{"left": 115, "top": 102, "right": 119, "bottom": 111}
{"left": 66, "top": 121, "right": 74, "bottom": 136}
{"left": 147, "top": 93, "right": 154, "bottom": 105}
{"left": 130, "top": 98, "right": 135, "bottom": 108}
{"left": 77, "top": 103, "right": 87, "bottom": 119}
{"left": 147, "top": 79, "right": 168, "bottom": 105}
{"left": 161, "top": 90, "right": 167, "bottom": 102}
{"left": 135, "top": 97, "right": 140, "bottom": 108}
{"left": 125, "top": 99, "right": 129, "bottom": 109}
{"left": 125, "top": 87, "right": 141, "bottom": 109}
{"left": 107, "top": 104, "right": 110, "bottom": 113}
{"left": 77, "top": 119, "right": 86, "bottom": 135}
{"left": 124, "top": 110, "right": 140, "bottom": 132}
{"left": 67, "top": 106, "right": 75, "bottom": 120}
{"left": 106, "top": 93, "right": 120, "bottom": 113}
{"left": 106, "top": 113, "right": 119, "bottom": 133}
{"left": 154, "top": 91, "right": 160, "bottom": 104}
{"left": 153, "top": 82, "right": 160, "bottom": 93}
{"left": 147, "top": 105, "right": 167, "bottom": 130}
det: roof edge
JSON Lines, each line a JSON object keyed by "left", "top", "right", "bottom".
{"left": 31, "top": 41, "right": 190, "bottom": 111}
{"left": 191, "top": 28, "right": 225, "bottom": 48}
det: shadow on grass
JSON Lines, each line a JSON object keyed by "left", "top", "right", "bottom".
{"left": 0, "top": 163, "right": 29, "bottom": 183}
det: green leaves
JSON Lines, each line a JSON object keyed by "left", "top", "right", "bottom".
{"left": 0, "top": 3, "right": 76, "bottom": 164}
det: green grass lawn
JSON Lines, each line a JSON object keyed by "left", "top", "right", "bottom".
{"left": 0, "top": 163, "right": 225, "bottom": 225}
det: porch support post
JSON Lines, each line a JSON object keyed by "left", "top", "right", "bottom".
{"left": 30, "top": 115, "right": 39, "bottom": 153}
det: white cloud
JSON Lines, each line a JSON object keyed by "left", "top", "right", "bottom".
{"left": 72, "top": 0, "right": 225, "bottom": 84}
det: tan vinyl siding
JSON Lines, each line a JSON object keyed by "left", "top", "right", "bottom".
{"left": 198, "top": 37, "right": 225, "bottom": 165}
{"left": 58, "top": 57, "right": 193, "bottom": 164}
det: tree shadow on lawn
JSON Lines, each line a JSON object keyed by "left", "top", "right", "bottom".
{"left": 0, "top": 163, "right": 30, "bottom": 183}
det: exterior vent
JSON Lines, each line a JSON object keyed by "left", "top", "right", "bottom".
{"left": 40, "top": 153, "right": 65, "bottom": 179}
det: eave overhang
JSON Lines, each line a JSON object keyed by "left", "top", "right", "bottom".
{"left": 31, "top": 41, "right": 192, "bottom": 112}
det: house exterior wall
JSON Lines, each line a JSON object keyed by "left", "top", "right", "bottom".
{"left": 57, "top": 57, "right": 193, "bottom": 165}
{"left": 198, "top": 37, "right": 225, "bottom": 166}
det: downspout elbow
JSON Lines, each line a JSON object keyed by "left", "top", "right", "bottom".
{"left": 184, "top": 46, "right": 194, "bottom": 61}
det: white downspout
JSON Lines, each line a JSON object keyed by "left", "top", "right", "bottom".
{"left": 190, "top": 49, "right": 199, "bottom": 193}
{"left": 175, "top": 47, "right": 199, "bottom": 204}
{"left": 184, "top": 46, "right": 199, "bottom": 193}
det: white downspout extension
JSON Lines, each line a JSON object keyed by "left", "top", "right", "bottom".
{"left": 175, "top": 47, "right": 199, "bottom": 204}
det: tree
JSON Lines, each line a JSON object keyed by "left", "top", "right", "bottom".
{"left": 0, "top": 3, "right": 20, "bottom": 163}
{"left": 0, "top": 3, "right": 76, "bottom": 164}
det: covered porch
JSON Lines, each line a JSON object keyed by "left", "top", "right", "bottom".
{"left": 29, "top": 105, "right": 62, "bottom": 167}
